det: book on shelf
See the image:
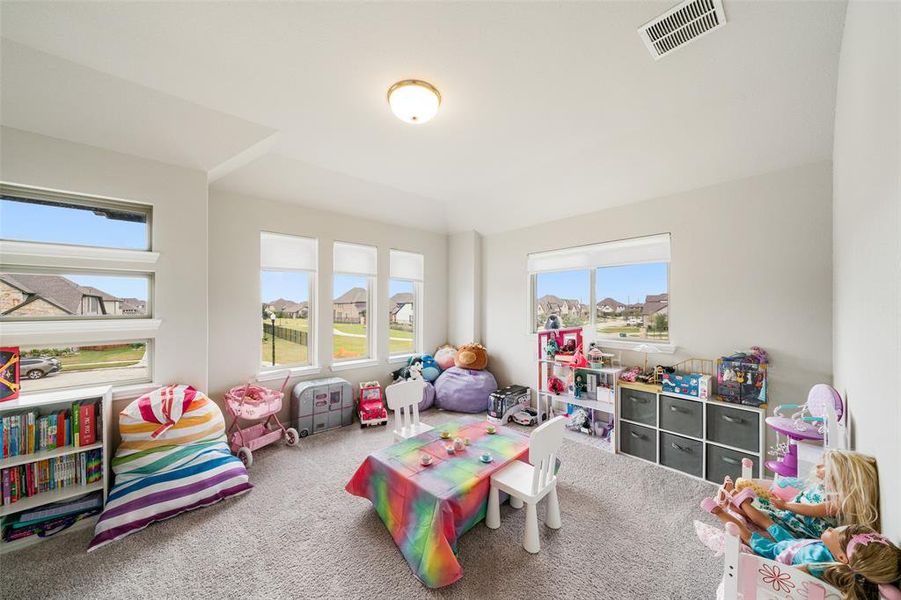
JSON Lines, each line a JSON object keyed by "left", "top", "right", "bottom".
{"left": 0, "top": 448, "right": 103, "bottom": 506}
{"left": 1, "top": 491, "right": 103, "bottom": 543}
{"left": 0, "top": 399, "right": 101, "bottom": 460}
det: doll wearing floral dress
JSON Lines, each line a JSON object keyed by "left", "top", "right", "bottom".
{"left": 719, "top": 450, "right": 880, "bottom": 540}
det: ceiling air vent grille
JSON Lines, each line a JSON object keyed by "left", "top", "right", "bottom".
{"left": 639, "top": 0, "right": 726, "bottom": 60}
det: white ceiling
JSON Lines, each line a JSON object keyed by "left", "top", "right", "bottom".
{"left": 0, "top": 1, "right": 847, "bottom": 234}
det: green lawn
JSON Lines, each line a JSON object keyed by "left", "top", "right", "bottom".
{"left": 58, "top": 345, "right": 146, "bottom": 372}
{"left": 261, "top": 319, "right": 416, "bottom": 364}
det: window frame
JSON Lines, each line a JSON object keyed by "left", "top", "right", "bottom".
{"left": 260, "top": 267, "right": 317, "bottom": 371}
{"left": 388, "top": 277, "right": 422, "bottom": 359}
{"left": 0, "top": 183, "right": 159, "bottom": 394}
{"left": 528, "top": 234, "right": 674, "bottom": 352}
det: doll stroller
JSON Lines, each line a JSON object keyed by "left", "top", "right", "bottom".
{"left": 225, "top": 370, "right": 299, "bottom": 468}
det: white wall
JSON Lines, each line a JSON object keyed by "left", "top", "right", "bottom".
{"left": 482, "top": 162, "right": 833, "bottom": 427}
{"left": 447, "top": 230, "right": 482, "bottom": 346}
{"left": 207, "top": 190, "right": 448, "bottom": 416}
{"left": 0, "top": 127, "right": 210, "bottom": 405}
{"left": 832, "top": 0, "right": 900, "bottom": 540}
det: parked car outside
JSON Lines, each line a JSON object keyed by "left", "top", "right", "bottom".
{"left": 20, "top": 356, "right": 62, "bottom": 379}
{"left": 626, "top": 317, "right": 642, "bottom": 326}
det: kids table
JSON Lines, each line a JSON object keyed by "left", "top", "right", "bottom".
{"left": 345, "top": 417, "right": 530, "bottom": 588}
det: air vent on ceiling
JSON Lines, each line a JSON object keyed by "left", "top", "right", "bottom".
{"left": 638, "top": 0, "right": 726, "bottom": 60}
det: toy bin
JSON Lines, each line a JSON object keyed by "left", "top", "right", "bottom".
{"left": 291, "top": 377, "right": 353, "bottom": 437}
{"left": 661, "top": 372, "right": 711, "bottom": 398}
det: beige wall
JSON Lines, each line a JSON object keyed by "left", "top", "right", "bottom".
{"left": 207, "top": 190, "right": 448, "bottom": 420}
{"left": 481, "top": 162, "right": 833, "bottom": 442}
{"left": 447, "top": 230, "right": 482, "bottom": 346}
{"left": 0, "top": 127, "right": 210, "bottom": 409}
{"left": 832, "top": 0, "right": 900, "bottom": 540}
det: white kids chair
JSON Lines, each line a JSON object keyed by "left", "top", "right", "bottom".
{"left": 386, "top": 379, "right": 432, "bottom": 441}
{"left": 485, "top": 415, "right": 565, "bottom": 553}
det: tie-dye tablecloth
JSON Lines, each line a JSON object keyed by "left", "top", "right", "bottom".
{"left": 345, "top": 417, "right": 529, "bottom": 588}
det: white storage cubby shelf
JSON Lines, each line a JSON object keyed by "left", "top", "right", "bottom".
{"left": 617, "top": 381, "right": 767, "bottom": 484}
{"left": 0, "top": 385, "right": 112, "bottom": 553}
{"left": 536, "top": 358, "right": 623, "bottom": 453}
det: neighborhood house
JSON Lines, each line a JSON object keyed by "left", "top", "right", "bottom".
{"left": 0, "top": 273, "right": 143, "bottom": 318}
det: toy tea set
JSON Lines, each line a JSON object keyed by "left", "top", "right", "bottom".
{"left": 420, "top": 423, "right": 496, "bottom": 466}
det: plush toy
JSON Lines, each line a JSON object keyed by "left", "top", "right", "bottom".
{"left": 544, "top": 314, "right": 562, "bottom": 330}
{"left": 420, "top": 355, "right": 441, "bottom": 382}
{"left": 434, "top": 344, "right": 457, "bottom": 371}
{"left": 547, "top": 375, "right": 566, "bottom": 395}
{"left": 391, "top": 355, "right": 424, "bottom": 381}
{"left": 455, "top": 343, "right": 488, "bottom": 371}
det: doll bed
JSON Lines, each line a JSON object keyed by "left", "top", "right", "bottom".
{"left": 88, "top": 385, "right": 252, "bottom": 550}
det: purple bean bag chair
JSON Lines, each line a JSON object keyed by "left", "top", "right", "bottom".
{"left": 418, "top": 382, "right": 436, "bottom": 411}
{"left": 434, "top": 367, "right": 497, "bottom": 413}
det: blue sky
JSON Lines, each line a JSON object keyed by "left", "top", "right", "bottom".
{"left": 1, "top": 197, "right": 148, "bottom": 249}
{"left": 537, "top": 263, "right": 668, "bottom": 305}
{"left": 68, "top": 275, "right": 148, "bottom": 300}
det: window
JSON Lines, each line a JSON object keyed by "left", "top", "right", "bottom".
{"left": 17, "top": 341, "right": 151, "bottom": 394}
{"left": 0, "top": 271, "right": 151, "bottom": 320}
{"left": 389, "top": 250, "right": 424, "bottom": 357}
{"left": 595, "top": 263, "right": 668, "bottom": 341}
{"left": 0, "top": 189, "right": 150, "bottom": 250}
{"left": 0, "top": 184, "right": 156, "bottom": 393}
{"left": 333, "top": 242, "right": 377, "bottom": 362}
{"left": 533, "top": 270, "right": 591, "bottom": 331}
{"left": 260, "top": 232, "right": 317, "bottom": 369}
{"left": 528, "top": 234, "right": 671, "bottom": 344}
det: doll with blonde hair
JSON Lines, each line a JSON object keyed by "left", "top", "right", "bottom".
{"left": 721, "top": 449, "right": 880, "bottom": 539}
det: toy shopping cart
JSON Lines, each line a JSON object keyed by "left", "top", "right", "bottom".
{"left": 225, "top": 370, "right": 299, "bottom": 467}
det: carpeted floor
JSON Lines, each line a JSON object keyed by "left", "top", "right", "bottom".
{"left": 0, "top": 410, "right": 721, "bottom": 599}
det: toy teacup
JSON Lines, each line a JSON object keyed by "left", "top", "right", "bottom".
{"left": 420, "top": 454, "right": 433, "bottom": 466}
{"left": 446, "top": 445, "right": 456, "bottom": 455}
{"left": 439, "top": 431, "right": 451, "bottom": 439}
{"left": 479, "top": 453, "right": 493, "bottom": 463}
{"left": 485, "top": 424, "right": 497, "bottom": 434}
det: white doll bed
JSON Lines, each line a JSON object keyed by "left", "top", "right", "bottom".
{"left": 718, "top": 397, "right": 899, "bottom": 600}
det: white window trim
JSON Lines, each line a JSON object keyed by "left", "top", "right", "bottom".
{"left": 259, "top": 269, "right": 317, "bottom": 372}
{"left": 0, "top": 240, "right": 159, "bottom": 267}
{"left": 332, "top": 273, "right": 376, "bottom": 364}
{"left": 388, "top": 278, "right": 422, "bottom": 358}
{"left": 330, "top": 357, "right": 380, "bottom": 372}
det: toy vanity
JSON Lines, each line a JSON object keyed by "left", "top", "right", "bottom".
{"left": 764, "top": 384, "right": 846, "bottom": 477}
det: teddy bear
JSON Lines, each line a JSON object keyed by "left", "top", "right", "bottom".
{"left": 454, "top": 343, "right": 488, "bottom": 371}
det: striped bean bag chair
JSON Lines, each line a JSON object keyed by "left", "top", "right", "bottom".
{"left": 89, "top": 385, "right": 252, "bottom": 551}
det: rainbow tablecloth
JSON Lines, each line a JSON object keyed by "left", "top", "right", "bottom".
{"left": 345, "top": 417, "right": 529, "bottom": 588}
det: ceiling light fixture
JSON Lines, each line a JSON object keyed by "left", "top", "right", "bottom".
{"left": 387, "top": 80, "right": 441, "bottom": 124}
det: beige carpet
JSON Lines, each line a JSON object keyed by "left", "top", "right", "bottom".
{"left": 0, "top": 410, "right": 721, "bottom": 599}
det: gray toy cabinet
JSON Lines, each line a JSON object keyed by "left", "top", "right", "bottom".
{"left": 291, "top": 378, "right": 354, "bottom": 437}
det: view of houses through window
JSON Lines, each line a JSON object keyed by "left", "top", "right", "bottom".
{"left": 388, "top": 279, "right": 416, "bottom": 356}
{"left": 332, "top": 274, "right": 371, "bottom": 361}
{"left": 261, "top": 271, "right": 311, "bottom": 367}
{"left": 17, "top": 342, "right": 150, "bottom": 393}
{"left": 533, "top": 263, "right": 669, "bottom": 342}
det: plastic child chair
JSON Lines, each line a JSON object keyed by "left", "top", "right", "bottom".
{"left": 486, "top": 416, "right": 565, "bottom": 553}
{"left": 386, "top": 379, "right": 432, "bottom": 441}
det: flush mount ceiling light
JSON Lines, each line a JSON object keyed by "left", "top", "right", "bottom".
{"left": 387, "top": 79, "right": 441, "bottom": 124}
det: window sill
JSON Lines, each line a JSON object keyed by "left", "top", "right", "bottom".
{"left": 257, "top": 365, "right": 321, "bottom": 381}
{"left": 330, "top": 358, "right": 379, "bottom": 372}
{"left": 0, "top": 318, "right": 162, "bottom": 342}
{"left": 595, "top": 338, "right": 677, "bottom": 354}
{"left": 388, "top": 353, "right": 420, "bottom": 365}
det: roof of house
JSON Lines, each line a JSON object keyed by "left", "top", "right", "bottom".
{"left": 390, "top": 292, "right": 414, "bottom": 304}
{"left": 642, "top": 300, "right": 668, "bottom": 316}
{"left": 645, "top": 293, "right": 668, "bottom": 304}
{"left": 597, "top": 297, "right": 625, "bottom": 308}
{"left": 0, "top": 273, "right": 121, "bottom": 315}
{"left": 334, "top": 287, "right": 368, "bottom": 304}
{"left": 119, "top": 297, "right": 147, "bottom": 312}
{"left": 280, "top": 301, "right": 306, "bottom": 313}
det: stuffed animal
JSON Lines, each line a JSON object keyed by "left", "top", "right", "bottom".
{"left": 544, "top": 314, "right": 562, "bottom": 330}
{"left": 434, "top": 344, "right": 457, "bottom": 371}
{"left": 455, "top": 343, "right": 488, "bottom": 371}
{"left": 420, "top": 355, "right": 441, "bottom": 382}
{"left": 391, "top": 355, "right": 424, "bottom": 381}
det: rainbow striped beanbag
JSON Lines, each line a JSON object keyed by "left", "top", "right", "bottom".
{"left": 89, "top": 385, "right": 252, "bottom": 551}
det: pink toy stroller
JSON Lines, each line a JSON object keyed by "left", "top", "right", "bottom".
{"left": 225, "top": 370, "right": 299, "bottom": 467}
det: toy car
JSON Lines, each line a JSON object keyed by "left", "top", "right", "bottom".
{"left": 511, "top": 408, "right": 548, "bottom": 426}
{"left": 358, "top": 381, "right": 388, "bottom": 427}
{"left": 488, "top": 385, "right": 530, "bottom": 425}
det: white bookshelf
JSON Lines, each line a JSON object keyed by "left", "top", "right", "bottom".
{"left": 0, "top": 385, "right": 112, "bottom": 553}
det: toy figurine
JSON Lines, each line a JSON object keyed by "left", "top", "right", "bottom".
{"left": 544, "top": 314, "right": 562, "bottom": 329}
{"left": 545, "top": 336, "right": 559, "bottom": 359}
{"left": 574, "top": 375, "right": 583, "bottom": 399}
{"left": 571, "top": 345, "right": 589, "bottom": 368}
{"left": 548, "top": 375, "right": 566, "bottom": 395}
